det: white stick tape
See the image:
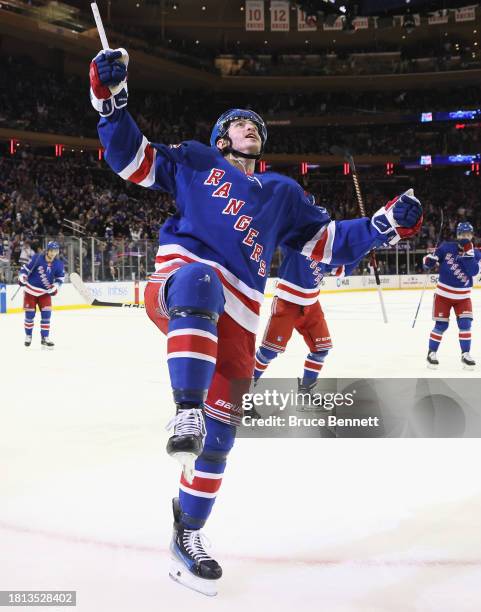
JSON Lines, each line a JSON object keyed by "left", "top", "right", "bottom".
{"left": 91, "top": 2, "right": 110, "bottom": 50}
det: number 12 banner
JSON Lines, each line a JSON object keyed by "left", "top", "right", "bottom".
{"left": 246, "top": 0, "right": 265, "bottom": 31}
{"left": 270, "top": 0, "right": 289, "bottom": 31}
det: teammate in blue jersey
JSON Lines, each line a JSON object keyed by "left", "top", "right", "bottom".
{"left": 89, "top": 48, "right": 423, "bottom": 595}
{"left": 254, "top": 245, "right": 361, "bottom": 392}
{"left": 18, "top": 241, "right": 64, "bottom": 349}
{"left": 423, "top": 222, "right": 481, "bottom": 370}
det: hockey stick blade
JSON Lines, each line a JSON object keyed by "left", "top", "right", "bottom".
{"left": 70, "top": 272, "right": 94, "bottom": 305}
{"left": 70, "top": 272, "right": 144, "bottom": 308}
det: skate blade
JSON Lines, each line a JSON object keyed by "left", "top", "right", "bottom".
{"left": 462, "top": 363, "right": 475, "bottom": 371}
{"left": 41, "top": 345, "right": 54, "bottom": 351}
{"left": 170, "top": 452, "right": 196, "bottom": 484}
{"left": 169, "top": 558, "right": 218, "bottom": 597}
{"left": 426, "top": 363, "right": 438, "bottom": 370}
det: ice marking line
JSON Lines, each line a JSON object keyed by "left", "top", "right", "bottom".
{"left": 0, "top": 521, "right": 480, "bottom": 567}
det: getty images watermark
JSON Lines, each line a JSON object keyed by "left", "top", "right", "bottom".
{"left": 239, "top": 383, "right": 380, "bottom": 432}
{"left": 232, "top": 378, "right": 481, "bottom": 438}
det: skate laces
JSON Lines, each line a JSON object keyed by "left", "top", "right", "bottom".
{"left": 183, "top": 529, "right": 213, "bottom": 563}
{"left": 166, "top": 408, "right": 206, "bottom": 438}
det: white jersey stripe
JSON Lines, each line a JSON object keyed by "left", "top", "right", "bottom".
{"left": 138, "top": 147, "right": 157, "bottom": 187}
{"left": 118, "top": 136, "right": 149, "bottom": 180}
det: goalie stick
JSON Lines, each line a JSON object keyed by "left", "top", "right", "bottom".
{"left": 70, "top": 273, "right": 144, "bottom": 309}
{"left": 330, "top": 145, "right": 388, "bottom": 324}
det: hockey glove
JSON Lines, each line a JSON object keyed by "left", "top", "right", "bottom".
{"left": 90, "top": 49, "right": 129, "bottom": 117}
{"left": 458, "top": 240, "right": 475, "bottom": 257}
{"left": 422, "top": 253, "right": 439, "bottom": 270}
{"left": 18, "top": 273, "right": 27, "bottom": 286}
{"left": 48, "top": 283, "right": 60, "bottom": 296}
{"left": 371, "top": 189, "right": 423, "bottom": 246}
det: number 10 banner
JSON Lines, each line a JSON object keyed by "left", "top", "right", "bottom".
{"left": 246, "top": 0, "right": 265, "bottom": 31}
{"left": 270, "top": 0, "right": 289, "bottom": 31}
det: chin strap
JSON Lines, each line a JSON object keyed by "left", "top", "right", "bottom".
{"left": 223, "top": 147, "right": 262, "bottom": 160}
{"left": 219, "top": 137, "right": 263, "bottom": 161}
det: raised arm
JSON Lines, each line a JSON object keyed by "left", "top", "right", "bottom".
{"left": 89, "top": 48, "right": 184, "bottom": 195}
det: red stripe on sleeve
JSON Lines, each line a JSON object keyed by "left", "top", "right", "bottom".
{"left": 129, "top": 144, "right": 154, "bottom": 184}
{"left": 310, "top": 229, "right": 329, "bottom": 261}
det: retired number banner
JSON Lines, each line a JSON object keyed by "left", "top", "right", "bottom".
{"left": 297, "top": 8, "right": 317, "bottom": 31}
{"left": 455, "top": 5, "right": 476, "bottom": 22}
{"left": 246, "top": 0, "right": 265, "bottom": 31}
{"left": 270, "top": 1, "right": 289, "bottom": 31}
{"left": 428, "top": 10, "right": 449, "bottom": 25}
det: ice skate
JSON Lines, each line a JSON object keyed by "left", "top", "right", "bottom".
{"left": 41, "top": 337, "right": 55, "bottom": 350}
{"left": 169, "top": 497, "right": 221, "bottom": 597}
{"left": 461, "top": 352, "right": 476, "bottom": 370}
{"left": 426, "top": 351, "right": 439, "bottom": 370}
{"left": 166, "top": 404, "right": 206, "bottom": 484}
{"left": 297, "top": 377, "right": 318, "bottom": 405}
{"left": 24, "top": 335, "right": 32, "bottom": 347}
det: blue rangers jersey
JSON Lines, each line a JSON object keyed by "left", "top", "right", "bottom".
{"left": 99, "top": 109, "right": 390, "bottom": 333}
{"left": 20, "top": 254, "right": 65, "bottom": 297}
{"left": 275, "top": 245, "right": 363, "bottom": 306}
{"left": 430, "top": 241, "right": 481, "bottom": 300}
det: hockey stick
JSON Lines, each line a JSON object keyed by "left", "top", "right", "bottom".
{"left": 330, "top": 145, "right": 388, "bottom": 323}
{"left": 90, "top": 2, "right": 110, "bottom": 50}
{"left": 11, "top": 252, "right": 41, "bottom": 301}
{"left": 411, "top": 208, "right": 444, "bottom": 328}
{"left": 70, "top": 272, "right": 144, "bottom": 309}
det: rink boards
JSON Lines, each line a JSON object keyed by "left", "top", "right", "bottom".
{"left": 3, "top": 274, "right": 481, "bottom": 314}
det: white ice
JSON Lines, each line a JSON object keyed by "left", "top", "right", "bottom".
{"left": 1, "top": 289, "right": 481, "bottom": 612}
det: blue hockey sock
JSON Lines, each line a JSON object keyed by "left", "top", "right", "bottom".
{"left": 24, "top": 310, "right": 35, "bottom": 336}
{"left": 457, "top": 317, "right": 472, "bottom": 353}
{"left": 302, "top": 350, "right": 328, "bottom": 384}
{"left": 254, "top": 345, "right": 279, "bottom": 379}
{"left": 178, "top": 415, "right": 235, "bottom": 529}
{"left": 166, "top": 263, "right": 225, "bottom": 405}
{"left": 40, "top": 309, "right": 52, "bottom": 338}
{"left": 429, "top": 321, "right": 448, "bottom": 353}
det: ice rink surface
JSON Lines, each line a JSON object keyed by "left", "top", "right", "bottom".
{"left": 2, "top": 289, "right": 481, "bottom": 612}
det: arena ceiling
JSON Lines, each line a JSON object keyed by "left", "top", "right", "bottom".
{"left": 72, "top": 0, "right": 480, "bottom": 53}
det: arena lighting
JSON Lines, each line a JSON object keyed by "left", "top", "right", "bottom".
{"left": 386, "top": 162, "right": 394, "bottom": 176}
{"left": 343, "top": 162, "right": 350, "bottom": 175}
{"left": 55, "top": 144, "right": 64, "bottom": 157}
{"left": 98, "top": 148, "right": 104, "bottom": 161}
{"left": 258, "top": 160, "right": 267, "bottom": 173}
{"left": 300, "top": 161, "right": 309, "bottom": 175}
{"left": 9, "top": 138, "right": 17, "bottom": 155}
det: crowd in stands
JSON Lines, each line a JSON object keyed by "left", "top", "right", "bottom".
{"left": 2, "top": 55, "right": 481, "bottom": 160}
{"left": 1, "top": 149, "right": 480, "bottom": 281}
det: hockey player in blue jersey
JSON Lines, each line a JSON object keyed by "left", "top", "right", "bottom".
{"left": 18, "top": 241, "right": 64, "bottom": 349}
{"left": 423, "top": 222, "right": 481, "bottom": 370}
{"left": 89, "top": 48, "right": 423, "bottom": 595}
{"left": 254, "top": 245, "right": 361, "bottom": 392}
